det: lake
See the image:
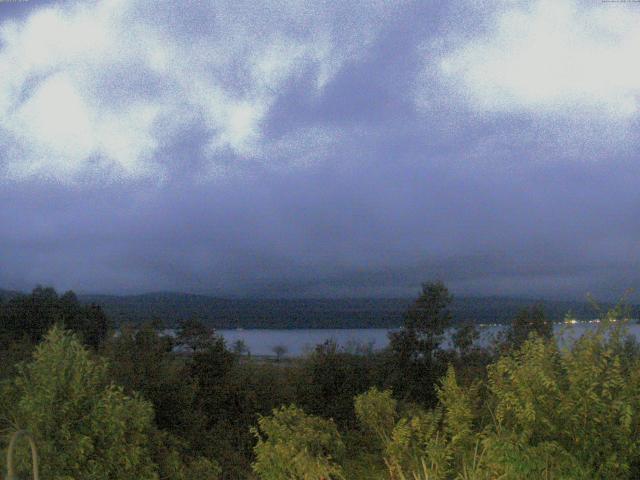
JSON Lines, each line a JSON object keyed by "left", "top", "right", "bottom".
{"left": 214, "top": 320, "right": 640, "bottom": 357}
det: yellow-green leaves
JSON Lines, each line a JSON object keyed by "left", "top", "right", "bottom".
{"left": 486, "top": 322, "right": 640, "bottom": 479}
{"left": 355, "top": 388, "right": 397, "bottom": 448}
{"left": 0, "top": 326, "right": 159, "bottom": 480}
{"left": 437, "top": 366, "right": 476, "bottom": 450}
{"left": 488, "top": 337, "right": 562, "bottom": 442}
{"left": 369, "top": 319, "right": 640, "bottom": 479}
{"left": 252, "top": 405, "right": 345, "bottom": 480}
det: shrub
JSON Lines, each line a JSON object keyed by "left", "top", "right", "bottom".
{"left": 252, "top": 404, "right": 345, "bottom": 480}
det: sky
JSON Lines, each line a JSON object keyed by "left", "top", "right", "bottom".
{"left": 0, "top": 0, "right": 639, "bottom": 300}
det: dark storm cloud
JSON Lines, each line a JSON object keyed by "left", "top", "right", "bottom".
{"left": 0, "top": 0, "right": 638, "bottom": 300}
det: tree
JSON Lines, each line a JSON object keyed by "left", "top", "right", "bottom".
{"left": 354, "top": 387, "right": 397, "bottom": 448}
{"left": 0, "top": 326, "right": 159, "bottom": 479}
{"left": 189, "top": 337, "right": 235, "bottom": 397}
{"left": 387, "top": 281, "right": 453, "bottom": 404}
{"left": 232, "top": 339, "right": 250, "bottom": 357}
{"left": 252, "top": 405, "right": 345, "bottom": 480}
{"left": 188, "top": 343, "right": 295, "bottom": 478}
{"left": 0, "top": 286, "right": 60, "bottom": 344}
{"left": 382, "top": 366, "right": 479, "bottom": 480}
{"left": 484, "top": 323, "right": 640, "bottom": 479}
{"left": 452, "top": 324, "right": 479, "bottom": 355}
{"left": 272, "top": 345, "right": 287, "bottom": 362}
{"left": 298, "top": 340, "right": 374, "bottom": 428}
{"left": 104, "top": 322, "right": 207, "bottom": 450}
{"left": 176, "top": 319, "right": 216, "bottom": 353}
{"left": 62, "top": 295, "right": 112, "bottom": 349}
{"left": 403, "top": 281, "right": 453, "bottom": 346}
{"left": 0, "top": 287, "right": 112, "bottom": 349}
{"left": 187, "top": 337, "right": 237, "bottom": 458}
{"left": 373, "top": 316, "right": 640, "bottom": 480}
{"left": 504, "top": 303, "right": 552, "bottom": 349}
{"left": 389, "top": 281, "right": 453, "bottom": 362}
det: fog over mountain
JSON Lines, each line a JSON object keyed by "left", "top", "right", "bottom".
{"left": 1, "top": 0, "right": 639, "bottom": 301}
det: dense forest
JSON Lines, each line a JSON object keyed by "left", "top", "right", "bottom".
{"left": 0, "top": 284, "right": 639, "bottom": 479}
{"left": 4, "top": 289, "right": 632, "bottom": 328}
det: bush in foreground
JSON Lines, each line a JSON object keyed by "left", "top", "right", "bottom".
{"left": 254, "top": 318, "right": 640, "bottom": 480}
{"left": 0, "top": 326, "right": 222, "bottom": 480}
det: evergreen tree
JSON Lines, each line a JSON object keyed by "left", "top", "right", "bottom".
{"left": 387, "top": 281, "right": 452, "bottom": 404}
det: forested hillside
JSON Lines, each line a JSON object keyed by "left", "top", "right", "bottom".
{"left": 77, "top": 292, "right": 636, "bottom": 328}
{"left": 0, "top": 289, "right": 20, "bottom": 302}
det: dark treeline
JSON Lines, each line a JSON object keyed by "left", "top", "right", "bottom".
{"left": 40, "top": 290, "right": 639, "bottom": 328}
{"left": 0, "top": 283, "right": 638, "bottom": 479}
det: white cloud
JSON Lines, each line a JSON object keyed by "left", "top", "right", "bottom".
{"left": 0, "top": 0, "right": 395, "bottom": 183}
{"left": 0, "top": 1, "right": 160, "bottom": 181}
{"left": 437, "top": 0, "right": 640, "bottom": 116}
{"left": 16, "top": 73, "right": 94, "bottom": 159}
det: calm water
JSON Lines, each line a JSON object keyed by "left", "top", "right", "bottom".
{"left": 217, "top": 328, "right": 393, "bottom": 356}
{"left": 215, "top": 321, "right": 640, "bottom": 357}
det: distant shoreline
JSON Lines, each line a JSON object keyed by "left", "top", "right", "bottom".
{"left": 3, "top": 289, "right": 638, "bottom": 329}
{"left": 77, "top": 293, "right": 639, "bottom": 329}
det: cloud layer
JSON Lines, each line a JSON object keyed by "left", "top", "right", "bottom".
{"left": 0, "top": 0, "right": 639, "bottom": 300}
{"left": 439, "top": 0, "right": 640, "bottom": 116}
{"left": 0, "top": 0, "right": 399, "bottom": 181}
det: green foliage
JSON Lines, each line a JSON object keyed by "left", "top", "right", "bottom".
{"left": 103, "top": 322, "right": 210, "bottom": 461}
{"left": 437, "top": 366, "right": 476, "bottom": 451}
{"left": 298, "top": 340, "right": 377, "bottom": 428}
{"left": 0, "top": 283, "right": 639, "bottom": 480}
{"left": 0, "top": 286, "right": 60, "bottom": 344}
{"left": 487, "top": 320, "right": 640, "bottom": 478}
{"left": 354, "top": 387, "right": 397, "bottom": 448}
{"left": 474, "top": 435, "right": 590, "bottom": 480}
{"left": 388, "top": 281, "right": 453, "bottom": 405}
{"left": 489, "top": 336, "right": 562, "bottom": 442}
{"left": 214, "top": 361, "right": 300, "bottom": 478}
{"left": 59, "top": 291, "right": 112, "bottom": 350}
{"left": 0, "top": 287, "right": 111, "bottom": 349}
{"left": 380, "top": 367, "right": 478, "bottom": 479}
{"left": 0, "top": 326, "right": 158, "bottom": 479}
{"left": 176, "top": 319, "right": 216, "bottom": 353}
{"left": 231, "top": 339, "right": 250, "bottom": 356}
{"left": 347, "top": 315, "right": 640, "bottom": 480}
{"left": 386, "top": 407, "right": 447, "bottom": 479}
{"left": 452, "top": 324, "right": 479, "bottom": 355}
{"left": 146, "top": 429, "right": 222, "bottom": 480}
{"left": 0, "top": 338, "right": 34, "bottom": 381}
{"left": 340, "top": 429, "right": 388, "bottom": 480}
{"left": 403, "top": 281, "right": 453, "bottom": 349}
{"left": 252, "top": 405, "right": 345, "bottom": 480}
{"left": 503, "top": 304, "right": 553, "bottom": 350}
{"left": 182, "top": 456, "right": 223, "bottom": 480}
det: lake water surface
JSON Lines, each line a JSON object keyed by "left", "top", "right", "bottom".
{"left": 215, "top": 321, "right": 640, "bottom": 357}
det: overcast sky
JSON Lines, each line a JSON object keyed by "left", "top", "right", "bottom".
{"left": 0, "top": 0, "right": 639, "bottom": 300}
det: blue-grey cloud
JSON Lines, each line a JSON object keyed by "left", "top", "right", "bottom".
{"left": 0, "top": 0, "right": 638, "bottom": 301}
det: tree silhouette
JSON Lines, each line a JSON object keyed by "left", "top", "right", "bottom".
{"left": 272, "top": 345, "right": 287, "bottom": 362}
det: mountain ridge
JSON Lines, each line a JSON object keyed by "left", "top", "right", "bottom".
{"left": 3, "top": 288, "right": 636, "bottom": 329}
{"left": 76, "top": 291, "right": 636, "bottom": 329}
